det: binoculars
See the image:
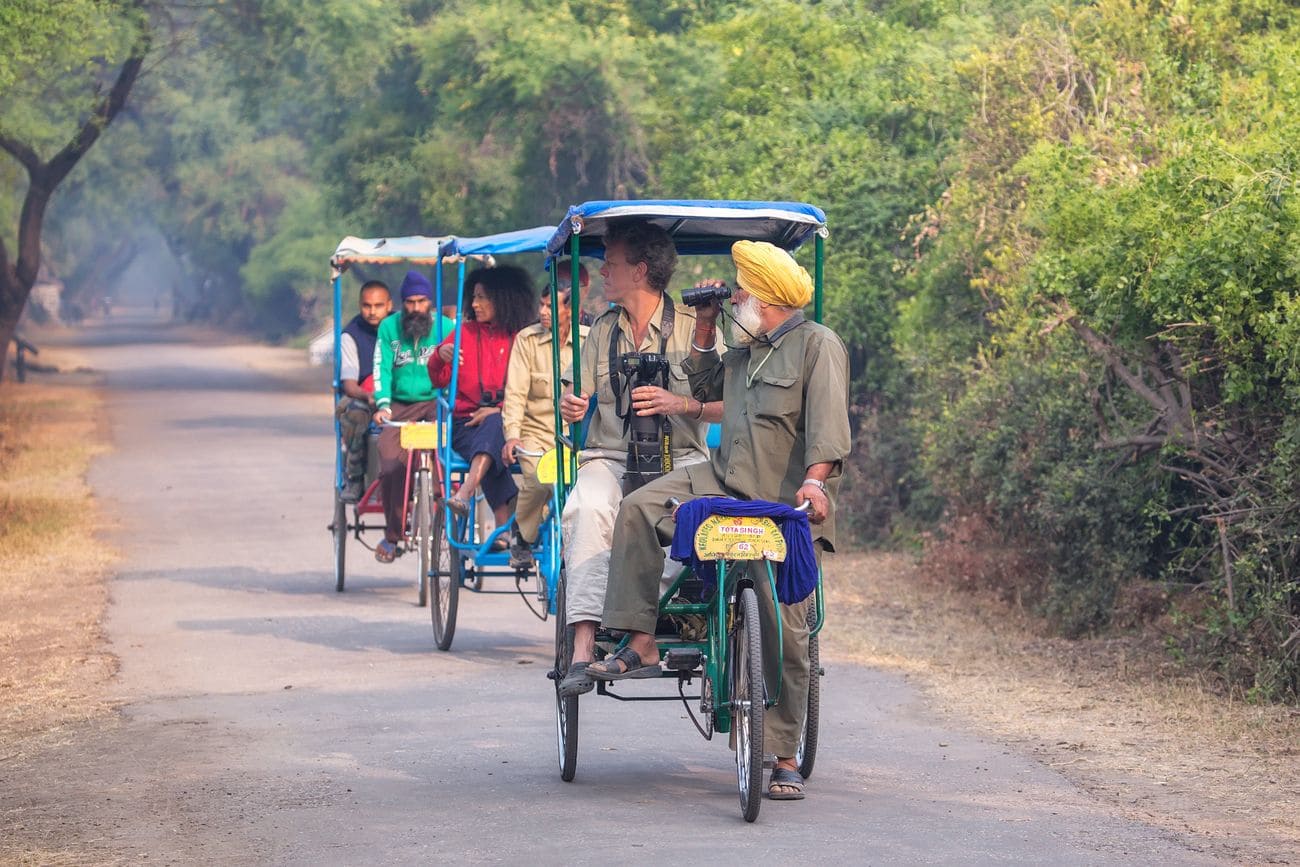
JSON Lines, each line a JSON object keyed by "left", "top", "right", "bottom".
{"left": 681, "top": 282, "right": 732, "bottom": 308}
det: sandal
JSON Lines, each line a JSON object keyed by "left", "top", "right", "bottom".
{"left": 558, "top": 661, "right": 594, "bottom": 697}
{"left": 586, "top": 646, "right": 662, "bottom": 682}
{"left": 767, "top": 767, "right": 806, "bottom": 800}
{"left": 445, "top": 497, "right": 470, "bottom": 519}
{"left": 375, "top": 539, "right": 400, "bottom": 563}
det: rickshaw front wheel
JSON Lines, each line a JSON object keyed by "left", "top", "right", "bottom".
{"left": 798, "top": 628, "right": 820, "bottom": 780}
{"left": 731, "top": 586, "right": 765, "bottom": 823}
{"left": 554, "top": 571, "right": 579, "bottom": 781}
{"left": 430, "top": 502, "right": 461, "bottom": 651}
{"left": 413, "top": 470, "right": 434, "bottom": 608}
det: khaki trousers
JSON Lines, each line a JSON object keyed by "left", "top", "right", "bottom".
{"left": 600, "top": 463, "right": 813, "bottom": 758}
{"left": 513, "top": 453, "right": 550, "bottom": 544}
{"left": 560, "top": 455, "right": 706, "bottom": 623}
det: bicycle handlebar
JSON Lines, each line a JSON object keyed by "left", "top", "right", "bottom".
{"left": 664, "top": 497, "right": 812, "bottom": 513}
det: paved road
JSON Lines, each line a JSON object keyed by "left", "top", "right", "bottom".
{"left": 3, "top": 320, "right": 1220, "bottom": 864}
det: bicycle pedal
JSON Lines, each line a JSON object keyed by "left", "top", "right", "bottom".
{"left": 664, "top": 648, "right": 702, "bottom": 671}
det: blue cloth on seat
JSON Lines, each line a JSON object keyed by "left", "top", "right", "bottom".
{"left": 669, "top": 497, "right": 817, "bottom": 604}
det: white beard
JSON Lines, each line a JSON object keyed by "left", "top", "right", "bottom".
{"left": 730, "top": 295, "right": 764, "bottom": 347}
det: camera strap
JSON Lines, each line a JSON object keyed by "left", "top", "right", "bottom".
{"left": 608, "top": 300, "right": 675, "bottom": 424}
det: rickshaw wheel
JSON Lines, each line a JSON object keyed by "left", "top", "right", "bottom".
{"left": 430, "top": 501, "right": 461, "bottom": 651}
{"left": 798, "top": 628, "right": 820, "bottom": 780}
{"left": 332, "top": 493, "right": 347, "bottom": 593}
{"left": 413, "top": 470, "right": 434, "bottom": 607}
{"left": 554, "top": 570, "right": 579, "bottom": 781}
{"left": 731, "top": 586, "right": 764, "bottom": 823}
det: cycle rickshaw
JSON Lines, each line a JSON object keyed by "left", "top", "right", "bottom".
{"left": 328, "top": 235, "right": 459, "bottom": 607}
{"left": 541, "top": 200, "right": 829, "bottom": 822}
{"left": 425, "top": 227, "right": 566, "bottom": 651}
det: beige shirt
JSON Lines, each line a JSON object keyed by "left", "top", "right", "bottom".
{"left": 569, "top": 294, "right": 710, "bottom": 463}
{"left": 683, "top": 314, "right": 852, "bottom": 549}
{"left": 502, "top": 322, "right": 589, "bottom": 450}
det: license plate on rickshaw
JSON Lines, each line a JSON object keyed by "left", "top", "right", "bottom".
{"left": 693, "top": 515, "right": 787, "bottom": 562}
{"left": 399, "top": 422, "right": 440, "bottom": 450}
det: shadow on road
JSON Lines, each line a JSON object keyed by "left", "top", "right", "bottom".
{"left": 114, "top": 567, "right": 391, "bottom": 596}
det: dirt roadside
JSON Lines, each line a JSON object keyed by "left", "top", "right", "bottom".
{"left": 825, "top": 551, "right": 1300, "bottom": 864}
{"left": 0, "top": 366, "right": 117, "bottom": 760}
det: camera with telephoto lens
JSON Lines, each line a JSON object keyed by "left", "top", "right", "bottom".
{"left": 617, "top": 352, "right": 673, "bottom": 494}
{"left": 680, "top": 281, "right": 732, "bottom": 308}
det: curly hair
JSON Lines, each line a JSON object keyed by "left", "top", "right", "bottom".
{"left": 469, "top": 265, "right": 538, "bottom": 335}
{"left": 603, "top": 219, "right": 677, "bottom": 292}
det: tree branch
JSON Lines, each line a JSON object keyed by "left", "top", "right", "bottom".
{"left": 44, "top": 27, "right": 152, "bottom": 188}
{"left": 0, "top": 135, "right": 41, "bottom": 173}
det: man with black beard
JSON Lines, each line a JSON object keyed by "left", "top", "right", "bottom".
{"left": 370, "top": 270, "right": 441, "bottom": 563}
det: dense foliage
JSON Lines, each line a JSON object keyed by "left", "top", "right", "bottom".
{"left": 5, "top": 0, "right": 1297, "bottom": 699}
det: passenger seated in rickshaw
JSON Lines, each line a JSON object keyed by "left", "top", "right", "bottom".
{"left": 371, "top": 270, "right": 441, "bottom": 563}
{"left": 427, "top": 265, "right": 537, "bottom": 545}
{"left": 500, "top": 267, "right": 590, "bottom": 569}
{"left": 555, "top": 220, "right": 713, "bottom": 691}
{"left": 591, "top": 241, "right": 852, "bottom": 802}
{"left": 337, "top": 280, "right": 392, "bottom": 503}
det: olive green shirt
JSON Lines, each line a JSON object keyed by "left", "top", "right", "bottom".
{"left": 567, "top": 294, "right": 710, "bottom": 463}
{"left": 502, "top": 322, "right": 590, "bottom": 451}
{"left": 683, "top": 313, "right": 852, "bottom": 549}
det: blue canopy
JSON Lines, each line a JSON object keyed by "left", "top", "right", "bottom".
{"left": 441, "top": 226, "right": 554, "bottom": 259}
{"left": 545, "top": 200, "right": 827, "bottom": 260}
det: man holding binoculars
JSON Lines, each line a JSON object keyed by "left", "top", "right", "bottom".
{"left": 557, "top": 220, "right": 718, "bottom": 695}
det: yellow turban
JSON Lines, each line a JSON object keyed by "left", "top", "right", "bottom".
{"left": 731, "top": 240, "right": 814, "bottom": 309}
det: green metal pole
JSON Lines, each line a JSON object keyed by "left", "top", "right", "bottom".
{"left": 567, "top": 232, "right": 582, "bottom": 486}
{"left": 814, "top": 232, "right": 825, "bottom": 324}
{"left": 548, "top": 264, "right": 565, "bottom": 510}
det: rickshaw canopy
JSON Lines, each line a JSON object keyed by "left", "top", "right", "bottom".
{"left": 544, "top": 200, "right": 827, "bottom": 260}
{"left": 330, "top": 235, "right": 453, "bottom": 276}
{"left": 441, "top": 226, "right": 554, "bottom": 260}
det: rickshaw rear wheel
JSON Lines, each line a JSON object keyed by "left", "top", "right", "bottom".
{"left": 798, "top": 628, "right": 820, "bottom": 780}
{"left": 731, "top": 586, "right": 764, "bottom": 823}
{"left": 413, "top": 470, "right": 433, "bottom": 607}
{"left": 554, "top": 570, "right": 579, "bottom": 781}
{"left": 332, "top": 493, "right": 347, "bottom": 593}
{"left": 430, "top": 501, "right": 461, "bottom": 651}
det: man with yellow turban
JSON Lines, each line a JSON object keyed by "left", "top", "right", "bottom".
{"left": 589, "top": 240, "right": 852, "bottom": 802}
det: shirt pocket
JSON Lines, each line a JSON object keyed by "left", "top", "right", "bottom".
{"left": 594, "top": 360, "right": 614, "bottom": 401}
{"left": 668, "top": 362, "right": 691, "bottom": 395}
{"left": 754, "top": 374, "right": 801, "bottom": 419}
{"left": 529, "top": 371, "right": 553, "bottom": 402}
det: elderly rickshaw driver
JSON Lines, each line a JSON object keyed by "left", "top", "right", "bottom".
{"left": 589, "top": 240, "right": 852, "bottom": 802}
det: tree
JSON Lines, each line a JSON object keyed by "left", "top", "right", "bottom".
{"left": 0, "top": 1, "right": 151, "bottom": 378}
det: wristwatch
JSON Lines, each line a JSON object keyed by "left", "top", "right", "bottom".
{"left": 801, "top": 478, "right": 826, "bottom": 491}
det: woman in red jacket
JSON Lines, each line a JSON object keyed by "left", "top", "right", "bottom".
{"left": 428, "top": 266, "right": 537, "bottom": 539}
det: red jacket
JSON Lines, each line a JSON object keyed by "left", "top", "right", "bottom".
{"left": 427, "top": 321, "right": 515, "bottom": 417}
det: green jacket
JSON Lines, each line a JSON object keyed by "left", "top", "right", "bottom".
{"left": 372, "top": 313, "right": 439, "bottom": 408}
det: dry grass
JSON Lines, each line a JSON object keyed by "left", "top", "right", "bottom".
{"left": 0, "top": 381, "right": 116, "bottom": 756}
{"left": 825, "top": 551, "right": 1300, "bottom": 864}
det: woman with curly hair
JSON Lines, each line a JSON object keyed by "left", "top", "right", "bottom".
{"left": 428, "top": 265, "right": 537, "bottom": 540}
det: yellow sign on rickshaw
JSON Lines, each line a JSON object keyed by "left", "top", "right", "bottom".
{"left": 693, "top": 515, "right": 786, "bottom": 562}
{"left": 399, "top": 422, "right": 441, "bottom": 450}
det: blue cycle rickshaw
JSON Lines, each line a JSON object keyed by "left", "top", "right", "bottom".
{"left": 542, "top": 200, "right": 829, "bottom": 822}
{"left": 426, "top": 227, "right": 566, "bottom": 651}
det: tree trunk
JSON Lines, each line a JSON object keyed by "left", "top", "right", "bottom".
{"left": 0, "top": 13, "right": 149, "bottom": 381}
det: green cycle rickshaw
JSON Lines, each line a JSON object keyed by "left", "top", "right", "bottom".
{"left": 541, "top": 200, "right": 829, "bottom": 822}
